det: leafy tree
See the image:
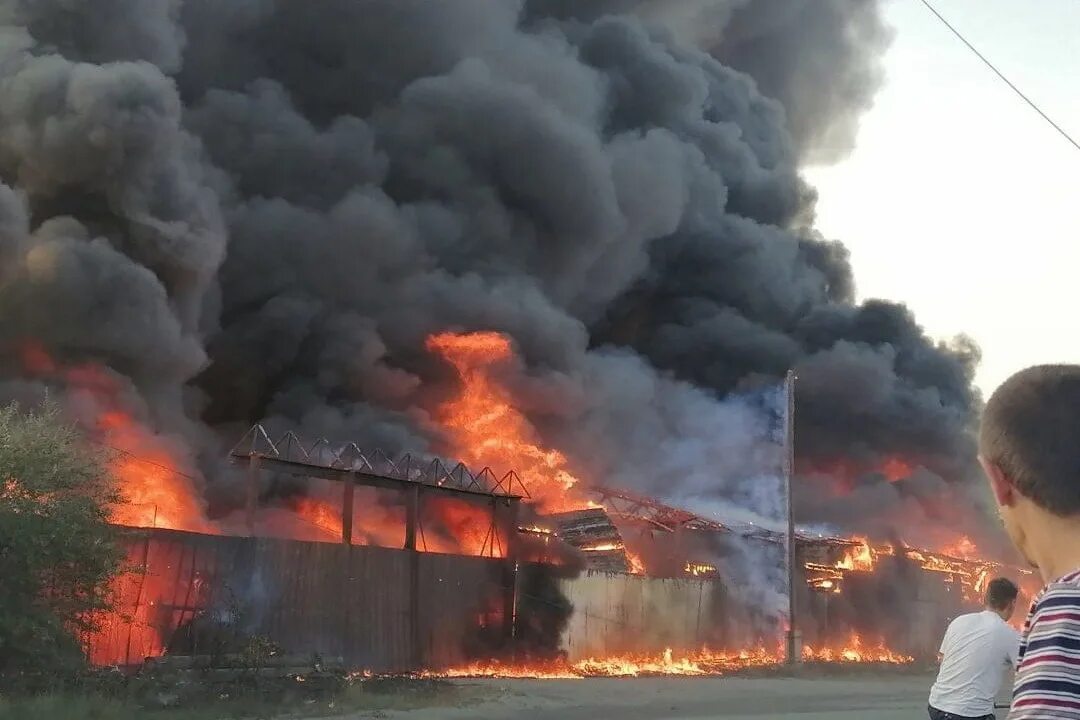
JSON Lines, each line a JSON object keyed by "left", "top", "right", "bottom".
{"left": 0, "top": 400, "right": 122, "bottom": 675}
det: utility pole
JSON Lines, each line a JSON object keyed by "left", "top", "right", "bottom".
{"left": 784, "top": 370, "right": 801, "bottom": 665}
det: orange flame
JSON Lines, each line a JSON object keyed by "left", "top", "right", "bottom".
{"left": 685, "top": 561, "right": 718, "bottom": 577}
{"left": 425, "top": 331, "right": 593, "bottom": 514}
{"left": 809, "top": 454, "right": 915, "bottom": 494}
{"left": 835, "top": 538, "right": 875, "bottom": 572}
{"left": 581, "top": 542, "right": 622, "bottom": 552}
{"left": 434, "top": 636, "right": 911, "bottom": 678}
{"left": 101, "top": 410, "right": 214, "bottom": 534}
{"left": 283, "top": 487, "right": 502, "bottom": 556}
{"left": 18, "top": 340, "right": 213, "bottom": 534}
{"left": 18, "top": 341, "right": 220, "bottom": 663}
{"left": 939, "top": 535, "right": 978, "bottom": 560}
{"left": 425, "top": 498, "right": 506, "bottom": 557}
{"left": 293, "top": 497, "right": 345, "bottom": 539}
{"left": 86, "top": 547, "right": 165, "bottom": 664}
{"left": 803, "top": 634, "right": 911, "bottom": 664}
{"left": 879, "top": 456, "right": 914, "bottom": 482}
{"left": 808, "top": 533, "right": 1037, "bottom": 613}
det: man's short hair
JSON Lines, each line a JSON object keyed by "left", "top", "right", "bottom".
{"left": 985, "top": 577, "right": 1018, "bottom": 610}
{"left": 980, "top": 364, "right": 1080, "bottom": 516}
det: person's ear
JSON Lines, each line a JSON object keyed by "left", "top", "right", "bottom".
{"left": 979, "top": 455, "right": 1018, "bottom": 507}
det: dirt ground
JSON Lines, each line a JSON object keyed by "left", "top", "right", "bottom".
{"left": 347, "top": 671, "right": 1012, "bottom": 720}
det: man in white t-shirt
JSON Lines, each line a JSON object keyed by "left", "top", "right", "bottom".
{"left": 928, "top": 577, "right": 1021, "bottom": 720}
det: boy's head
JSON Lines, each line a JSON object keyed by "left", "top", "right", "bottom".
{"left": 980, "top": 364, "right": 1080, "bottom": 569}
{"left": 984, "top": 577, "right": 1019, "bottom": 620}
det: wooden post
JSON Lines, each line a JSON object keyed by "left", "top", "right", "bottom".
{"left": 784, "top": 370, "right": 801, "bottom": 664}
{"left": 405, "top": 485, "right": 422, "bottom": 667}
{"left": 404, "top": 484, "right": 419, "bottom": 551}
{"left": 501, "top": 499, "right": 520, "bottom": 643}
{"left": 245, "top": 455, "right": 260, "bottom": 537}
{"left": 342, "top": 475, "right": 355, "bottom": 545}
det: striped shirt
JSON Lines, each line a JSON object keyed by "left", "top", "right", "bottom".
{"left": 1011, "top": 569, "right": 1080, "bottom": 719}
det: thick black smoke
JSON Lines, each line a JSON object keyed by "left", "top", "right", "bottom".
{"left": 0, "top": 1, "right": 993, "bottom": 552}
{"left": 527, "top": 0, "right": 892, "bottom": 162}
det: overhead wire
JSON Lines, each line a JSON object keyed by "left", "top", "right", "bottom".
{"left": 87, "top": 438, "right": 203, "bottom": 483}
{"left": 918, "top": 0, "right": 1080, "bottom": 153}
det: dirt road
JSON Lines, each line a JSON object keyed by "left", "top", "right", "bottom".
{"left": 355, "top": 672, "right": 976, "bottom": 720}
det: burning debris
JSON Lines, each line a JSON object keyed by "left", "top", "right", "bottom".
{"left": 685, "top": 562, "right": 719, "bottom": 578}
{"left": 800, "top": 535, "right": 1036, "bottom": 611}
{"left": 547, "top": 508, "right": 634, "bottom": 573}
{"left": 518, "top": 525, "right": 557, "bottom": 541}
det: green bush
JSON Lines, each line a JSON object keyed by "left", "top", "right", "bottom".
{"left": 0, "top": 400, "right": 123, "bottom": 678}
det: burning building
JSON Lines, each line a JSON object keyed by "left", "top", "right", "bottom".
{"left": 0, "top": 0, "right": 1023, "bottom": 677}
{"left": 77, "top": 384, "right": 1033, "bottom": 673}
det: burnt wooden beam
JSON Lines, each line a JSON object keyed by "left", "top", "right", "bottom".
{"left": 342, "top": 475, "right": 354, "bottom": 545}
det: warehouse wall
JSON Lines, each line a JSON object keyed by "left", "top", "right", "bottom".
{"left": 557, "top": 571, "right": 724, "bottom": 659}
{"left": 556, "top": 565, "right": 960, "bottom": 661}
{"left": 87, "top": 528, "right": 507, "bottom": 671}
{"left": 86, "top": 529, "right": 958, "bottom": 670}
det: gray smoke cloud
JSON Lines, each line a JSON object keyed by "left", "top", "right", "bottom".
{"left": 526, "top": 0, "right": 892, "bottom": 162}
{"left": 0, "top": 1, "right": 995, "bottom": 561}
{"left": 711, "top": 0, "right": 893, "bottom": 163}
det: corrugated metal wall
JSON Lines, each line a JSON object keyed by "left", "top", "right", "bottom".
{"left": 555, "top": 567, "right": 955, "bottom": 661}
{"left": 557, "top": 571, "right": 721, "bottom": 660}
{"left": 86, "top": 530, "right": 953, "bottom": 670}
{"left": 87, "top": 529, "right": 507, "bottom": 671}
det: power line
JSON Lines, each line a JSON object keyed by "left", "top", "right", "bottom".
{"left": 87, "top": 437, "right": 203, "bottom": 483}
{"left": 918, "top": 0, "right": 1080, "bottom": 153}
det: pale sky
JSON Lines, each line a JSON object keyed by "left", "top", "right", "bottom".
{"left": 805, "top": 0, "right": 1080, "bottom": 398}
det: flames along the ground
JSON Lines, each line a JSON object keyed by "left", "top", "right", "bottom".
{"left": 13, "top": 333, "right": 1030, "bottom": 671}
{"left": 430, "top": 637, "right": 913, "bottom": 679}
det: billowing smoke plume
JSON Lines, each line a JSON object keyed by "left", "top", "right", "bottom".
{"left": 0, "top": 1, "right": 994, "bottom": 557}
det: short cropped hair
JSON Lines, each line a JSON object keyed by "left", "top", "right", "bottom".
{"left": 985, "top": 577, "right": 1018, "bottom": 611}
{"left": 980, "top": 365, "right": 1080, "bottom": 516}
